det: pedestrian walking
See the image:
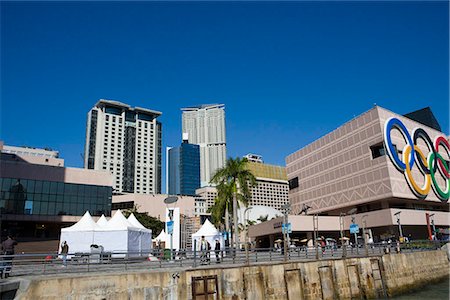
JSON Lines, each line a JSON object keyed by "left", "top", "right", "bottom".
{"left": 214, "top": 240, "right": 221, "bottom": 263}
{"left": 61, "top": 241, "right": 69, "bottom": 267}
{"left": 1, "top": 235, "right": 18, "bottom": 278}
{"left": 200, "top": 236, "right": 208, "bottom": 265}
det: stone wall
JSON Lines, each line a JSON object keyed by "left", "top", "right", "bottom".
{"left": 14, "top": 250, "right": 449, "bottom": 300}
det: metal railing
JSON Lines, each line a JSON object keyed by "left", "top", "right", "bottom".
{"left": 0, "top": 240, "right": 446, "bottom": 279}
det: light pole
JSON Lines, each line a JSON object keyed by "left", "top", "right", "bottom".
{"left": 281, "top": 203, "right": 291, "bottom": 261}
{"left": 362, "top": 214, "right": 368, "bottom": 256}
{"left": 394, "top": 211, "right": 403, "bottom": 240}
{"left": 339, "top": 212, "right": 346, "bottom": 257}
{"left": 346, "top": 208, "right": 358, "bottom": 254}
{"left": 164, "top": 196, "right": 178, "bottom": 261}
{"left": 244, "top": 206, "right": 253, "bottom": 264}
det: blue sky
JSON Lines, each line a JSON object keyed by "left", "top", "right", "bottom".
{"left": 1, "top": 1, "right": 448, "bottom": 192}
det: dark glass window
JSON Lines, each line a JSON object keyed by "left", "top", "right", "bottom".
{"left": 105, "top": 106, "right": 122, "bottom": 115}
{"left": 370, "top": 143, "right": 386, "bottom": 159}
{"left": 288, "top": 177, "right": 299, "bottom": 190}
{"left": 50, "top": 181, "right": 58, "bottom": 194}
{"left": 57, "top": 182, "right": 64, "bottom": 195}
{"left": 28, "top": 180, "right": 35, "bottom": 193}
{"left": 35, "top": 181, "right": 43, "bottom": 193}
{"left": 0, "top": 177, "right": 112, "bottom": 217}
{"left": 2, "top": 178, "right": 11, "bottom": 191}
{"left": 137, "top": 113, "right": 154, "bottom": 121}
{"left": 42, "top": 181, "right": 50, "bottom": 194}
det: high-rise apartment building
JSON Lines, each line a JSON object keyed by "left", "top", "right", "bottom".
{"left": 181, "top": 104, "right": 226, "bottom": 187}
{"left": 167, "top": 137, "right": 201, "bottom": 196}
{"left": 84, "top": 99, "right": 162, "bottom": 194}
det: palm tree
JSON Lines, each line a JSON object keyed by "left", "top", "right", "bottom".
{"left": 208, "top": 182, "right": 232, "bottom": 233}
{"left": 210, "top": 157, "right": 257, "bottom": 248}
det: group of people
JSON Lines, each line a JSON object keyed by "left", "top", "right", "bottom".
{"left": 200, "top": 236, "right": 221, "bottom": 265}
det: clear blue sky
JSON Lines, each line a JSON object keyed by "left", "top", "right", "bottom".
{"left": 1, "top": 1, "right": 448, "bottom": 192}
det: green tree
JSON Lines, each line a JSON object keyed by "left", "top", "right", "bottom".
{"left": 210, "top": 157, "right": 256, "bottom": 248}
{"left": 123, "top": 205, "right": 164, "bottom": 236}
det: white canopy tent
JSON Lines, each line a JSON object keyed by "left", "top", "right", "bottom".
{"left": 127, "top": 213, "right": 152, "bottom": 253}
{"left": 191, "top": 219, "right": 224, "bottom": 259}
{"left": 152, "top": 229, "right": 170, "bottom": 248}
{"left": 59, "top": 211, "right": 100, "bottom": 254}
{"left": 95, "top": 210, "right": 152, "bottom": 256}
{"left": 96, "top": 214, "right": 109, "bottom": 227}
{"left": 59, "top": 210, "right": 152, "bottom": 257}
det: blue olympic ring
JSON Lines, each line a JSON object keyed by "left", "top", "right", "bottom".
{"left": 384, "top": 117, "right": 415, "bottom": 170}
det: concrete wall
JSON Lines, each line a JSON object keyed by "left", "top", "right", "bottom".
{"left": 14, "top": 250, "right": 449, "bottom": 300}
{"left": 112, "top": 193, "right": 196, "bottom": 219}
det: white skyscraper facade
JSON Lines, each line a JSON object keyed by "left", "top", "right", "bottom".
{"left": 85, "top": 99, "right": 162, "bottom": 194}
{"left": 181, "top": 104, "right": 226, "bottom": 187}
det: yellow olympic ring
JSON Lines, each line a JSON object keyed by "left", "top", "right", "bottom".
{"left": 403, "top": 145, "right": 431, "bottom": 198}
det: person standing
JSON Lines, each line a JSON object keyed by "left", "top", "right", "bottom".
{"left": 200, "top": 236, "right": 208, "bottom": 265}
{"left": 214, "top": 240, "right": 221, "bottom": 263}
{"left": 1, "top": 235, "right": 17, "bottom": 278}
{"left": 61, "top": 241, "right": 69, "bottom": 267}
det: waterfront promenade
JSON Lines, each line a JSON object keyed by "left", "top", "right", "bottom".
{"left": 1, "top": 242, "right": 448, "bottom": 299}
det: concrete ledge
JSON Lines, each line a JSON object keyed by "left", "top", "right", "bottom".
{"left": 13, "top": 250, "right": 450, "bottom": 300}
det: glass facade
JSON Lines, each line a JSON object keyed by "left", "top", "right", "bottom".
{"left": 168, "top": 147, "right": 181, "bottom": 195}
{"left": 168, "top": 143, "right": 200, "bottom": 196}
{"left": 0, "top": 177, "right": 112, "bottom": 217}
{"left": 180, "top": 143, "right": 200, "bottom": 196}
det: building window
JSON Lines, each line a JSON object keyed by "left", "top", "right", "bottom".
{"left": 288, "top": 177, "right": 299, "bottom": 190}
{"left": 370, "top": 143, "right": 386, "bottom": 159}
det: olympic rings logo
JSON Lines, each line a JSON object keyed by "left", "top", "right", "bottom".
{"left": 383, "top": 117, "right": 449, "bottom": 202}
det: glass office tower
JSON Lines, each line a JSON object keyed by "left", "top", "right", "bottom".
{"left": 168, "top": 142, "right": 200, "bottom": 196}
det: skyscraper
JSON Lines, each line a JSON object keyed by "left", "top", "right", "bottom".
{"left": 168, "top": 135, "right": 201, "bottom": 196}
{"left": 181, "top": 104, "right": 226, "bottom": 186}
{"left": 84, "top": 99, "right": 162, "bottom": 194}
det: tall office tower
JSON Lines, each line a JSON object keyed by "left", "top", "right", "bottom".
{"left": 168, "top": 134, "right": 201, "bottom": 196}
{"left": 84, "top": 99, "right": 162, "bottom": 194}
{"left": 181, "top": 104, "right": 226, "bottom": 187}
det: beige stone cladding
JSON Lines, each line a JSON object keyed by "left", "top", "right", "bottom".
{"left": 286, "top": 107, "right": 391, "bottom": 214}
{"left": 286, "top": 106, "right": 449, "bottom": 215}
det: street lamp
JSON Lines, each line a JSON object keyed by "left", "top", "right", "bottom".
{"left": 394, "top": 211, "right": 403, "bottom": 240}
{"left": 281, "top": 203, "right": 291, "bottom": 261}
{"left": 339, "top": 212, "right": 346, "bottom": 257}
{"left": 164, "top": 196, "right": 178, "bottom": 261}
{"left": 346, "top": 208, "right": 357, "bottom": 254}
{"left": 244, "top": 206, "right": 253, "bottom": 264}
{"left": 361, "top": 214, "right": 368, "bottom": 256}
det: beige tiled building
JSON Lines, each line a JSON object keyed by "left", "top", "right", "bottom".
{"left": 250, "top": 106, "right": 449, "bottom": 247}
{"left": 195, "top": 161, "right": 289, "bottom": 212}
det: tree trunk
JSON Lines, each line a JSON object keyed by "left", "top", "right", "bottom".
{"left": 233, "top": 191, "right": 239, "bottom": 249}
{"left": 225, "top": 203, "right": 230, "bottom": 241}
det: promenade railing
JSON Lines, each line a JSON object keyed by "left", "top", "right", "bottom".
{"left": 0, "top": 240, "right": 446, "bottom": 279}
